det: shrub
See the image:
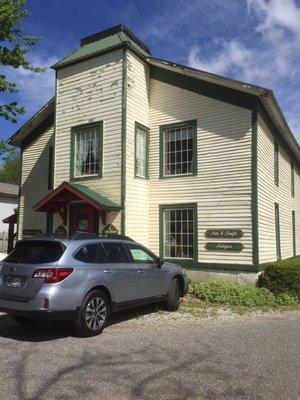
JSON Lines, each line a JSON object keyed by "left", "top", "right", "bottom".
{"left": 188, "top": 281, "right": 277, "bottom": 307}
{"left": 258, "top": 258, "right": 300, "bottom": 299}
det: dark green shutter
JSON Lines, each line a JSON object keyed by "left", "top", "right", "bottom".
{"left": 275, "top": 203, "right": 281, "bottom": 260}
{"left": 48, "top": 146, "right": 54, "bottom": 190}
{"left": 292, "top": 211, "right": 296, "bottom": 257}
{"left": 274, "top": 141, "right": 279, "bottom": 186}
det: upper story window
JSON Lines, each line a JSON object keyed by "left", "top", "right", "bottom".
{"left": 135, "top": 123, "right": 149, "bottom": 179}
{"left": 291, "top": 164, "right": 295, "bottom": 197}
{"left": 274, "top": 140, "right": 279, "bottom": 186}
{"left": 71, "top": 122, "right": 103, "bottom": 179}
{"left": 160, "top": 120, "right": 197, "bottom": 178}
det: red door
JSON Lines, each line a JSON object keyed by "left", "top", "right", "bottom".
{"left": 69, "top": 204, "right": 99, "bottom": 235}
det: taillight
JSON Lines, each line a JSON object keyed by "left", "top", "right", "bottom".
{"left": 32, "top": 268, "right": 74, "bottom": 284}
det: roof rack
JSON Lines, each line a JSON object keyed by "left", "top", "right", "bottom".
{"left": 105, "top": 234, "right": 135, "bottom": 241}
{"left": 70, "top": 232, "right": 99, "bottom": 240}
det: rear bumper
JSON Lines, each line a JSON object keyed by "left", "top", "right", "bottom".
{"left": 0, "top": 306, "right": 79, "bottom": 321}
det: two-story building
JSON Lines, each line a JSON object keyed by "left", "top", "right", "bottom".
{"left": 8, "top": 24, "right": 300, "bottom": 273}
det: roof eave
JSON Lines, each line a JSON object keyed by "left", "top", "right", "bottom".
{"left": 7, "top": 97, "right": 55, "bottom": 148}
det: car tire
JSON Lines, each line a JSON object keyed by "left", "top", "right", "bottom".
{"left": 11, "top": 315, "right": 37, "bottom": 325}
{"left": 73, "top": 290, "right": 110, "bottom": 337}
{"left": 165, "top": 278, "right": 180, "bottom": 311}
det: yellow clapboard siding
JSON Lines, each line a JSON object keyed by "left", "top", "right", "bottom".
{"left": 148, "top": 79, "right": 253, "bottom": 264}
{"left": 18, "top": 126, "right": 54, "bottom": 238}
{"left": 257, "top": 114, "right": 300, "bottom": 262}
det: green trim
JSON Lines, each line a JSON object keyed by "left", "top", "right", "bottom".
{"left": 121, "top": 48, "right": 127, "bottom": 235}
{"left": 291, "top": 164, "right": 295, "bottom": 197}
{"left": 159, "top": 120, "right": 197, "bottom": 179}
{"left": 70, "top": 121, "right": 103, "bottom": 182}
{"left": 48, "top": 145, "right": 54, "bottom": 190}
{"left": 150, "top": 65, "right": 257, "bottom": 111}
{"left": 275, "top": 202, "right": 281, "bottom": 260}
{"left": 274, "top": 140, "right": 279, "bottom": 186}
{"left": 159, "top": 203, "right": 198, "bottom": 262}
{"left": 251, "top": 109, "right": 259, "bottom": 270}
{"left": 165, "top": 259, "right": 255, "bottom": 273}
{"left": 134, "top": 122, "right": 149, "bottom": 179}
{"left": 17, "top": 148, "right": 23, "bottom": 240}
{"left": 292, "top": 210, "right": 296, "bottom": 258}
{"left": 21, "top": 114, "right": 54, "bottom": 150}
{"left": 46, "top": 212, "right": 53, "bottom": 233}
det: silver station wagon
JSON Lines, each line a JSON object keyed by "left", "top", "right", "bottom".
{"left": 0, "top": 234, "right": 188, "bottom": 337}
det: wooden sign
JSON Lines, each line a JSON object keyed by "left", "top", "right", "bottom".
{"left": 205, "top": 229, "right": 244, "bottom": 239}
{"left": 205, "top": 242, "right": 244, "bottom": 252}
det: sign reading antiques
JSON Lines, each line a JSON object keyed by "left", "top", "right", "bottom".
{"left": 205, "top": 242, "right": 244, "bottom": 252}
{"left": 205, "top": 229, "right": 244, "bottom": 239}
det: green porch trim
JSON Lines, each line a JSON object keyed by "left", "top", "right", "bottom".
{"left": 150, "top": 65, "right": 257, "bottom": 111}
{"left": 70, "top": 121, "right": 103, "bottom": 182}
{"left": 164, "top": 259, "right": 256, "bottom": 273}
{"left": 275, "top": 202, "right": 281, "bottom": 260}
{"left": 68, "top": 182, "right": 120, "bottom": 209}
{"left": 46, "top": 212, "right": 53, "bottom": 233}
{"left": 121, "top": 48, "right": 127, "bottom": 235}
{"left": 159, "top": 202, "right": 198, "bottom": 262}
{"left": 134, "top": 122, "right": 149, "bottom": 179}
{"left": 159, "top": 120, "right": 198, "bottom": 179}
{"left": 251, "top": 108, "right": 259, "bottom": 271}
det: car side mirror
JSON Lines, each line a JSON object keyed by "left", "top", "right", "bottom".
{"left": 157, "top": 257, "right": 164, "bottom": 268}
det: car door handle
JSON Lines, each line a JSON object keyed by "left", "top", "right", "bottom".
{"left": 137, "top": 269, "right": 145, "bottom": 274}
{"left": 104, "top": 269, "right": 113, "bottom": 274}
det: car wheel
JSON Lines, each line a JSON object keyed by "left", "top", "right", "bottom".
{"left": 165, "top": 278, "right": 180, "bottom": 311}
{"left": 73, "top": 290, "right": 110, "bottom": 337}
{"left": 11, "top": 315, "right": 37, "bottom": 325}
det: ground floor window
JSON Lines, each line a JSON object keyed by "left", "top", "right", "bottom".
{"left": 160, "top": 204, "right": 197, "bottom": 260}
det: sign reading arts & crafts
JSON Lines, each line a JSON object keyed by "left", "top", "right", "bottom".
{"left": 205, "top": 242, "right": 244, "bottom": 252}
{"left": 205, "top": 229, "right": 244, "bottom": 239}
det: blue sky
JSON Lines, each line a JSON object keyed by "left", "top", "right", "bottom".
{"left": 1, "top": 0, "right": 300, "bottom": 143}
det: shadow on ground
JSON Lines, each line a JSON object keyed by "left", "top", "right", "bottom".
{"left": 0, "top": 304, "right": 162, "bottom": 342}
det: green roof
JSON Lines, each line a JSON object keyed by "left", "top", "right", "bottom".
{"left": 69, "top": 182, "right": 121, "bottom": 210}
{"left": 54, "top": 25, "right": 150, "bottom": 69}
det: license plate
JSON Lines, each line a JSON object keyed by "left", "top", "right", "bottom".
{"left": 6, "top": 276, "right": 23, "bottom": 288}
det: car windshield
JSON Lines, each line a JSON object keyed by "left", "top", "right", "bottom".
{"left": 3, "top": 240, "right": 65, "bottom": 264}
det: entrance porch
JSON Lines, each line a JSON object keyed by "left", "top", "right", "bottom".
{"left": 33, "top": 181, "right": 121, "bottom": 237}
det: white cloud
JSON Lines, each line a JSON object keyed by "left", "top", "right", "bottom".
{"left": 187, "top": 0, "right": 300, "bottom": 141}
{"left": 2, "top": 53, "right": 58, "bottom": 114}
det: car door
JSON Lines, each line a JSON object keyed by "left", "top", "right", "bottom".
{"left": 101, "top": 241, "right": 139, "bottom": 303}
{"left": 125, "top": 243, "right": 169, "bottom": 299}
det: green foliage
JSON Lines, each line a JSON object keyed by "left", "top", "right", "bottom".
{"left": 0, "top": 151, "right": 21, "bottom": 184}
{"left": 258, "top": 258, "right": 300, "bottom": 299}
{"left": 188, "top": 280, "right": 299, "bottom": 307}
{"left": 0, "top": 0, "right": 44, "bottom": 122}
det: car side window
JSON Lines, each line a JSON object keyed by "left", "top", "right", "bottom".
{"left": 126, "top": 243, "right": 156, "bottom": 263}
{"left": 102, "top": 242, "right": 129, "bottom": 263}
{"left": 74, "top": 244, "right": 98, "bottom": 263}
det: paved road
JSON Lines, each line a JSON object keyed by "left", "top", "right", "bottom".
{"left": 0, "top": 309, "right": 299, "bottom": 400}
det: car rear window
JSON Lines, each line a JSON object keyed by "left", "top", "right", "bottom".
{"left": 4, "top": 241, "right": 65, "bottom": 264}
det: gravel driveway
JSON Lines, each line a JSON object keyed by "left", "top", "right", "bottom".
{"left": 0, "top": 308, "right": 299, "bottom": 400}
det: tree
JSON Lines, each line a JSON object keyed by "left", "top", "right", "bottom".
{"left": 0, "top": 0, "right": 43, "bottom": 122}
{"left": 0, "top": 151, "right": 21, "bottom": 184}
